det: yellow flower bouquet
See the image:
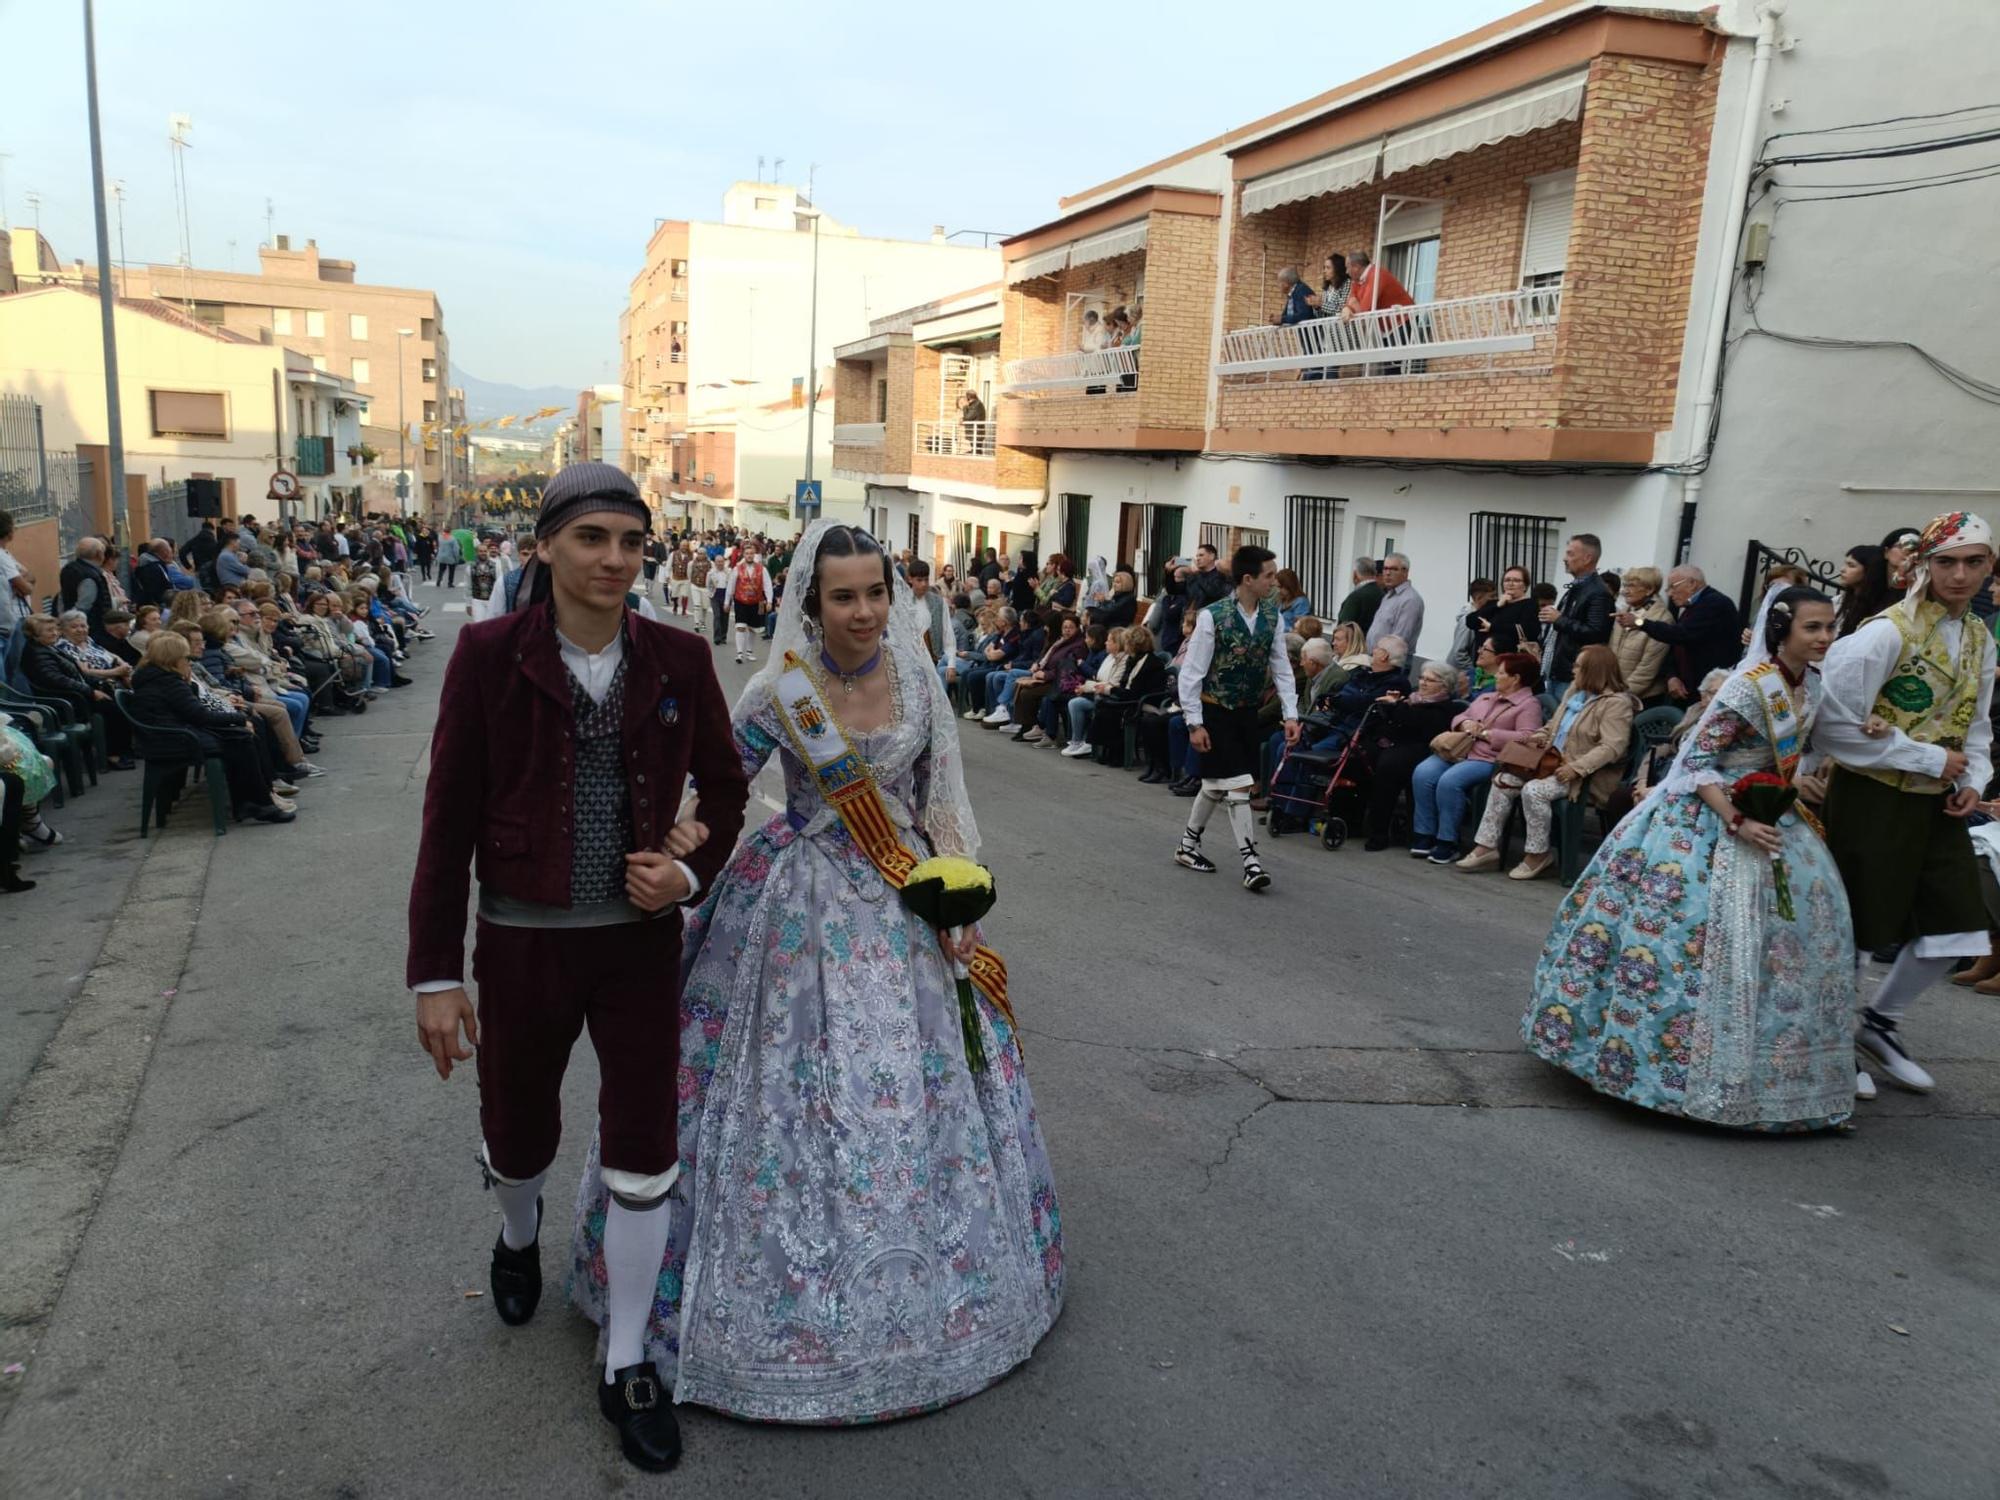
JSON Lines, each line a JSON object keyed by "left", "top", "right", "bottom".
{"left": 899, "top": 856, "right": 999, "bottom": 1070}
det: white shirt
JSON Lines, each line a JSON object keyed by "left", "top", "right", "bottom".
{"left": 0, "top": 545, "right": 25, "bottom": 627}
{"left": 1176, "top": 601, "right": 1298, "bottom": 727}
{"left": 1818, "top": 612, "right": 1995, "bottom": 792}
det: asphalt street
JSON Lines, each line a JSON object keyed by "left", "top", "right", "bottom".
{"left": 2, "top": 582, "right": 1997, "bottom": 1499}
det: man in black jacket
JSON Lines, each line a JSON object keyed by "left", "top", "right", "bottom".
{"left": 1539, "top": 532, "right": 1613, "bottom": 689}
{"left": 1622, "top": 564, "right": 1742, "bottom": 703}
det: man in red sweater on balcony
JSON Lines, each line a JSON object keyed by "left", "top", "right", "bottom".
{"left": 1342, "top": 248, "right": 1422, "bottom": 373}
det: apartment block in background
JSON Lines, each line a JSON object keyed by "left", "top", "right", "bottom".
{"left": 118, "top": 237, "right": 449, "bottom": 516}
{"left": 834, "top": 285, "right": 1048, "bottom": 571}
{"left": 619, "top": 183, "right": 997, "bottom": 530}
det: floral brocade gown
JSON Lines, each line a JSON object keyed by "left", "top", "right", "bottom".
{"left": 1522, "top": 670, "right": 1856, "bottom": 1131}
{"left": 569, "top": 660, "right": 1065, "bottom": 1422}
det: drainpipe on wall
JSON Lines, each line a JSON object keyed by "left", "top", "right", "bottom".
{"left": 1675, "top": 0, "right": 1785, "bottom": 562}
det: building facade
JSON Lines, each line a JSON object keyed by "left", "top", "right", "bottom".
{"left": 619, "top": 184, "right": 999, "bottom": 530}
{"left": 969, "top": 0, "right": 1997, "bottom": 655}
{"left": 116, "top": 237, "right": 450, "bottom": 517}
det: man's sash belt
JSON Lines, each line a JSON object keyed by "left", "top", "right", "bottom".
{"left": 771, "top": 654, "right": 1015, "bottom": 1034}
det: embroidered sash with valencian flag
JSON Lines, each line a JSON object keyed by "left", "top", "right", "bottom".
{"left": 770, "top": 653, "right": 1016, "bottom": 1034}
{"left": 1745, "top": 661, "right": 1826, "bottom": 837}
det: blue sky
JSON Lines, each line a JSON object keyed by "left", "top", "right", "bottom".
{"left": 5, "top": 0, "right": 1507, "bottom": 387}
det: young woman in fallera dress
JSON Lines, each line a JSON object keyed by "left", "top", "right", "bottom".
{"left": 570, "top": 523, "right": 1064, "bottom": 1423}
{"left": 1522, "top": 587, "right": 1858, "bottom": 1132}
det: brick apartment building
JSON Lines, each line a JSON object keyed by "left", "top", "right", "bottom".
{"left": 947, "top": 0, "right": 1999, "bottom": 654}
{"left": 119, "top": 238, "right": 451, "bottom": 517}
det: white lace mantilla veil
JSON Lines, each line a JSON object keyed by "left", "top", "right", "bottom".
{"left": 733, "top": 521, "right": 982, "bottom": 860}
{"left": 1654, "top": 582, "right": 1799, "bottom": 799}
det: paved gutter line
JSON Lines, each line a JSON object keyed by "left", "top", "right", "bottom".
{"left": 0, "top": 829, "right": 216, "bottom": 1427}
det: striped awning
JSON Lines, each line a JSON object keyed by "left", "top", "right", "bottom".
{"left": 1381, "top": 70, "right": 1588, "bottom": 177}
{"left": 1067, "top": 220, "right": 1148, "bottom": 269}
{"left": 1004, "top": 245, "right": 1072, "bottom": 284}
{"left": 1241, "top": 139, "right": 1381, "bottom": 216}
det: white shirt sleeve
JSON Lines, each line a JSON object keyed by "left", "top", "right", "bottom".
{"left": 1177, "top": 610, "right": 1217, "bottom": 725}
{"left": 1270, "top": 619, "right": 1299, "bottom": 721}
{"left": 1965, "top": 627, "right": 1995, "bottom": 792}
{"left": 1816, "top": 616, "right": 1950, "bottom": 780}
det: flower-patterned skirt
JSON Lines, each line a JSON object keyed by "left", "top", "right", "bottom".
{"left": 1522, "top": 791, "right": 1856, "bottom": 1132}
{"left": 569, "top": 814, "right": 1065, "bottom": 1422}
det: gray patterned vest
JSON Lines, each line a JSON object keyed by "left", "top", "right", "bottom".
{"left": 568, "top": 657, "right": 632, "bottom": 903}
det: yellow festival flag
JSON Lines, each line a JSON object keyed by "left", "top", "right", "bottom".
{"left": 531, "top": 405, "right": 565, "bottom": 420}
{"left": 497, "top": 415, "right": 517, "bottom": 429}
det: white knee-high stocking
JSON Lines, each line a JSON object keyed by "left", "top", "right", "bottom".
{"left": 603, "top": 1197, "right": 673, "bottom": 1379}
{"left": 1869, "top": 948, "right": 1955, "bottom": 1023}
{"left": 492, "top": 1171, "right": 547, "bottom": 1252}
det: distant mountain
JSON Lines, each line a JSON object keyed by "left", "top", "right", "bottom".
{"left": 453, "top": 369, "right": 583, "bottom": 431}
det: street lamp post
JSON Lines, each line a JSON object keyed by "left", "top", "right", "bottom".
{"left": 800, "top": 208, "right": 821, "bottom": 500}
{"left": 396, "top": 327, "right": 413, "bottom": 517}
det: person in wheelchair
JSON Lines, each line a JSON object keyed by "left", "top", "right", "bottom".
{"left": 1260, "top": 635, "right": 1410, "bottom": 812}
{"left": 1360, "top": 659, "right": 1465, "bottom": 850}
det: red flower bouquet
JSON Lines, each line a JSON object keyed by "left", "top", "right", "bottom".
{"left": 1730, "top": 771, "right": 1798, "bottom": 919}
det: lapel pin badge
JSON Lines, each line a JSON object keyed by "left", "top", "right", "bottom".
{"left": 658, "top": 695, "right": 680, "bottom": 727}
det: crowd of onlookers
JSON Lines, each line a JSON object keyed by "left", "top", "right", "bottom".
{"left": 932, "top": 526, "right": 1976, "bottom": 882}
{"left": 0, "top": 507, "right": 439, "bottom": 895}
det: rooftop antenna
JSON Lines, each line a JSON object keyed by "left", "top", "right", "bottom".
{"left": 168, "top": 112, "right": 195, "bottom": 311}
{"left": 112, "top": 179, "right": 128, "bottom": 287}
{"left": 24, "top": 190, "right": 41, "bottom": 236}
{"left": 0, "top": 152, "right": 12, "bottom": 230}
{"left": 773, "top": 156, "right": 784, "bottom": 183}
{"left": 756, "top": 154, "right": 765, "bottom": 182}
{"left": 807, "top": 162, "right": 817, "bottom": 206}
{"left": 263, "top": 196, "right": 274, "bottom": 248}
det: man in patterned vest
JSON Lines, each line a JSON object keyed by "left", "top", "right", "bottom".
{"left": 1174, "top": 544, "right": 1301, "bottom": 891}
{"left": 1819, "top": 510, "right": 1995, "bottom": 1096}
{"left": 406, "top": 461, "right": 749, "bottom": 1473}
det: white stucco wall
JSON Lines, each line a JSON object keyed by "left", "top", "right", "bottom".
{"left": 1688, "top": 0, "right": 2000, "bottom": 592}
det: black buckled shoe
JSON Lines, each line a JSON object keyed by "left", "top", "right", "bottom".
{"left": 599, "top": 1362, "right": 682, "bottom": 1472}
{"left": 489, "top": 1197, "right": 542, "bottom": 1326}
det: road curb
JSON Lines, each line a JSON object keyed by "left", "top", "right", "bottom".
{"left": 0, "top": 825, "right": 216, "bottom": 1425}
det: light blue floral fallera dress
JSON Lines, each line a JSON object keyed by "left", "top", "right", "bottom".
{"left": 569, "top": 656, "right": 1065, "bottom": 1423}
{"left": 1522, "top": 668, "right": 1857, "bottom": 1132}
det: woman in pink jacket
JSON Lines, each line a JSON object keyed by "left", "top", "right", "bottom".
{"left": 1408, "top": 651, "right": 1546, "bottom": 864}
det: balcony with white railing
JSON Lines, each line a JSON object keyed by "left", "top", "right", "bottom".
{"left": 1002, "top": 345, "right": 1140, "bottom": 396}
{"left": 1216, "top": 286, "right": 1562, "bottom": 380}
{"left": 832, "top": 422, "right": 886, "bottom": 448}
{"left": 915, "top": 420, "right": 996, "bottom": 458}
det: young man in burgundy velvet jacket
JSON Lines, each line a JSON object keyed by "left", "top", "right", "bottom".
{"left": 406, "top": 462, "right": 747, "bottom": 1474}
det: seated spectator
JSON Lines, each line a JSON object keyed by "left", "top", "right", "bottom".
{"left": 130, "top": 632, "right": 294, "bottom": 824}
{"left": 345, "top": 590, "right": 410, "bottom": 689}
{"left": 1360, "top": 659, "right": 1463, "bottom": 850}
{"left": 960, "top": 607, "right": 1019, "bottom": 714}
{"left": 55, "top": 609, "right": 135, "bottom": 689}
{"left": 226, "top": 600, "right": 319, "bottom": 756}
{"left": 127, "top": 604, "right": 163, "bottom": 656}
{"left": 1467, "top": 636, "right": 1501, "bottom": 696}
{"left": 303, "top": 591, "right": 380, "bottom": 701}
{"left": 1277, "top": 569, "right": 1315, "bottom": 631}
{"left": 21, "top": 613, "right": 134, "bottom": 769}
{"left": 1295, "top": 637, "right": 1338, "bottom": 705}
{"left": 974, "top": 609, "right": 1047, "bottom": 719}
{"left": 1140, "top": 606, "right": 1206, "bottom": 789}
{"left": 1609, "top": 566, "right": 1673, "bottom": 703}
{"left": 1262, "top": 636, "right": 1413, "bottom": 811}
{"left": 1073, "top": 624, "right": 1168, "bottom": 759}
{"left": 994, "top": 612, "right": 1084, "bottom": 736}
{"left": 166, "top": 589, "right": 209, "bottom": 633}
{"left": 1029, "top": 623, "right": 1114, "bottom": 749}
{"left": 1086, "top": 569, "right": 1139, "bottom": 631}
{"left": 1456, "top": 644, "right": 1636, "bottom": 879}
{"left": 199, "top": 609, "right": 317, "bottom": 776}
{"left": 1407, "top": 651, "right": 1545, "bottom": 865}
{"left": 1, "top": 704, "right": 63, "bottom": 876}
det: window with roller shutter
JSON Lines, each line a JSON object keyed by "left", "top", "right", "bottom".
{"left": 149, "top": 389, "right": 228, "bottom": 439}
{"left": 1519, "top": 170, "right": 1577, "bottom": 289}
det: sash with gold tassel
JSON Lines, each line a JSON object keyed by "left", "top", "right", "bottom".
{"left": 769, "top": 653, "right": 1018, "bottom": 1048}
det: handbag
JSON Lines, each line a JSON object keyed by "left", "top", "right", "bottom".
{"left": 1496, "top": 738, "right": 1563, "bottom": 781}
{"left": 1429, "top": 728, "right": 1477, "bottom": 763}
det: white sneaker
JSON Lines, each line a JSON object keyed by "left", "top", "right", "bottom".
{"left": 1061, "top": 741, "right": 1094, "bottom": 758}
{"left": 963, "top": 708, "right": 984, "bottom": 721}
{"left": 982, "top": 706, "right": 1012, "bottom": 725}
{"left": 1855, "top": 1012, "right": 1935, "bottom": 1093}
{"left": 1855, "top": 1070, "right": 1878, "bottom": 1102}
